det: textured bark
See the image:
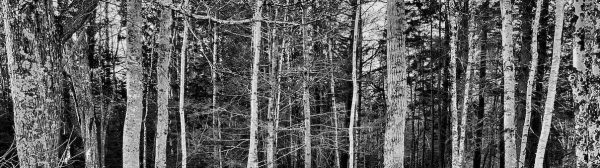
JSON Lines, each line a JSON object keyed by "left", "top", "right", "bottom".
{"left": 500, "top": 0, "right": 518, "bottom": 167}
{"left": 122, "top": 0, "right": 144, "bottom": 167}
{"left": 327, "top": 38, "right": 341, "bottom": 168}
{"left": 383, "top": 0, "right": 407, "bottom": 167}
{"left": 533, "top": 0, "right": 565, "bottom": 167}
{"left": 266, "top": 17, "right": 279, "bottom": 168}
{"left": 155, "top": 0, "right": 172, "bottom": 167}
{"left": 518, "top": 0, "right": 543, "bottom": 167}
{"left": 459, "top": 4, "right": 479, "bottom": 165}
{"left": 3, "top": 1, "right": 63, "bottom": 167}
{"left": 348, "top": 0, "right": 360, "bottom": 167}
{"left": 474, "top": 22, "right": 488, "bottom": 168}
{"left": 301, "top": 2, "right": 313, "bottom": 168}
{"left": 247, "top": 0, "right": 263, "bottom": 167}
{"left": 179, "top": 1, "right": 190, "bottom": 168}
{"left": 448, "top": 0, "right": 460, "bottom": 167}
{"left": 572, "top": 0, "right": 600, "bottom": 166}
{"left": 212, "top": 26, "right": 223, "bottom": 168}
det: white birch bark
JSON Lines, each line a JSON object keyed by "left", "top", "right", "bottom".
{"left": 500, "top": 0, "right": 518, "bottom": 166}
{"left": 349, "top": 0, "right": 361, "bottom": 167}
{"left": 301, "top": 1, "right": 313, "bottom": 167}
{"left": 449, "top": 0, "right": 460, "bottom": 167}
{"left": 533, "top": 0, "right": 566, "bottom": 167}
{"left": 179, "top": 0, "right": 190, "bottom": 167}
{"left": 247, "top": 0, "right": 263, "bottom": 167}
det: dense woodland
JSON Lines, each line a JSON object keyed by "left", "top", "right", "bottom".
{"left": 0, "top": 0, "right": 599, "bottom": 168}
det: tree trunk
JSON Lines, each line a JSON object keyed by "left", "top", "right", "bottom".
{"left": 178, "top": 1, "right": 190, "bottom": 167}
{"left": 518, "top": 0, "right": 543, "bottom": 167}
{"left": 348, "top": 0, "right": 360, "bottom": 167}
{"left": 474, "top": 23, "right": 487, "bottom": 168}
{"left": 328, "top": 38, "right": 341, "bottom": 168}
{"left": 247, "top": 0, "right": 263, "bottom": 167}
{"left": 500, "top": 0, "right": 518, "bottom": 166}
{"left": 448, "top": 0, "right": 460, "bottom": 167}
{"left": 572, "top": 0, "right": 600, "bottom": 166}
{"left": 266, "top": 20, "right": 279, "bottom": 168}
{"left": 533, "top": 0, "right": 565, "bottom": 167}
{"left": 122, "top": 0, "right": 144, "bottom": 167}
{"left": 301, "top": 1, "right": 313, "bottom": 167}
{"left": 458, "top": 3, "right": 479, "bottom": 165}
{"left": 383, "top": 0, "right": 407, "bottom": 167}
{"left": 155, "top": 1, "right": 173, "bottom": 167}
{"left": 212, "top": 26, "right": 223, "bottom": 168}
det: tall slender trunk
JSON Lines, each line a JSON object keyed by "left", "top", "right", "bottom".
{"left": 329, "top": 38, "right": 341, "bottom": 168}
{"left": 179, "top": 0, "right": 190, "bottom": 167}
{"left": 458, "top": 3, "right": 479, "bottom": 165}
{"left": 266, "top": 18, "right": 279, "bottom": 168}
{"left": 533, "top": 0, "right": 565, "bottom": 167}
{"left": 123, "top": 0, "right": 144, "bottom": 167}
{"left": 301, "top": 1, "right": 313, "bottom": 167}
{"left": 155, "top": 1, "right": 173, "bottom": 167}
{"left": 383, "top": 0, "right": 407, "bottom": 167}
{"left": 348, "top": 0, "right": 360, "bottom": 167}
{"left": 518, "top": 0, "right": 543, "bottom": 167}
{"left": 474, "top": 23, "right": 488, "bottom": 168}
{"left": 500, "top": 0, "right": 518, "bottom": 166}
{"left": 211, "top": 26, "right": 223, "bottom": 168}
{"left": 448, "top": 0, "right": 460, "bottom": 167}
{"left": 247, "top": 0, "right": 263, "bottom": 167}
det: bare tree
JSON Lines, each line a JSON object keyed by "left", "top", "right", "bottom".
{"left": 348, "top": 0, "right": 361, "bottom": 167}
{"left": 247, "top": 0, "right": 263, "bottom": 167}
{"left": 533, "top": 0, "right": 566, "bottom": 167}
{"left": 500, "top": 0, "right": 518, "bottom": 166}
{"left": 122, "top": 0, "right": 144, "bottom": 167}
{"left": 155, "top": 0, "right": 173, "bottom": 167}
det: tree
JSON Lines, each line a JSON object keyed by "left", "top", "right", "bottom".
{"left": 122, "top": 0, "right": 144, "bottom": 167}
{"left": 533, "top": 0, "right": 566, "bottom": 167}
{"left": 247, "top": 0, "right": 263, "bottom": 167}
{"left": 518, "top": 0, "right": 544, "bottom": 167}
{"left": 348, "top": 0, "right": 361, "bottom": 167}
{"left": 448, "top": 0, "right": 460, "bottom": 167}
{"left": 500, "top": 0, "right": 518, "bottom": 166}
{"left": 383, "top": 0, "right": 407, "bottom": 167}
{"left": 155, "top": 0, "right": 173, "bottom": 167}
{"left": 179, "top": 0, "right": 190, "bottom": 167}
{"left": 2, "top": 1, "right": 64, "bottom": 167}
{"left": 301, "top": 1, "right": 313, "bottom": 167}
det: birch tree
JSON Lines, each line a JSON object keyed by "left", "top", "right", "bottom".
{"left": 247, "top": 0, "right": 263, "bottom": 167}
{"left": 301, "top": 1, "right": 313, "bottom": 167}
{"left": 533, "top": 0, "right": 566, "bottom": 167}
{"left": 122, "top": 0, "right": 144, "bottom": 167}
{"left": 448, "top": 0, "right": 460, "bottom": 167}
{"left": 155, "top": 0, "right": 173, "bottom": 167}
{"left": 328, "top": 38, "right": 341, "bottom": 168}
{"left": 384, "top": 0, "right": 407, "bottom": 167}
{"left": 500, "top": 0, "right": 518, "bottom": 166}
{"left": 348, "top": 0, "right": 361, "bottom": 167}
{"left": 179, "top": 0, "right": 190, "bottom": 167}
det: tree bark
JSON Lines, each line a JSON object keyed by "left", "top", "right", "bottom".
{"left": 348, "top": 0, "right": 360, "bottom": 167}
{"left": 178, "top": 1, "right": 190, "bottom": 167}
{"left": 533, "top": 0, "right": 565, "bottom": 167}
{"left": 247, "top": 0, "right": 263, "bottom": 167}
{"left": 2, "top": 1, "right": 64, "bottom": 167}
{"left": 518, "top": 0, "right": 543, "bottom": 167}
{"left": 383, "top": 0, "right": 407, "bottom": 167}
{"left": 211, "top": 25, "right": 223, "bottom": 168}
{"left": 122, "top": 0, "right": 144, "bottom": 167}
{"left": 500, "top": 0, "right": 518, "bottom": 166}
{"left": 301, "top": 1, "right": 313, "bottom": 167}
{"left": 448, "top": 0, "right": 460, "bottom": 167}
{"left": 459, "top": 2, "right": 479, "bottom": 165}
{"left": 155, "top": 0, "right": 173, "bottom": 167}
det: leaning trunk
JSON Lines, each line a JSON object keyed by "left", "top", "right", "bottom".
{"left": 533, "top": 0, "right": 565, "bottom": 167}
